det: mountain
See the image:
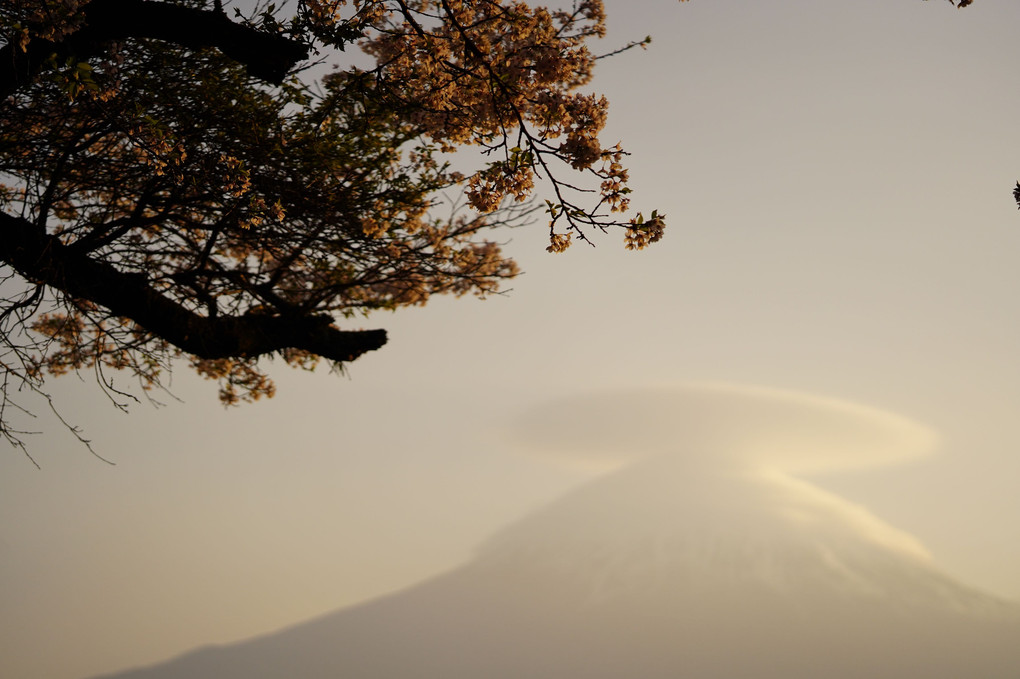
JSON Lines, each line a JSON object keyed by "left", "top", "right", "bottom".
{"left": 89, "top": 446, "right": 1020, "bottom": 679}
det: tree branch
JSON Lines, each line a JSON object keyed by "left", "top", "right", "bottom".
{"left": 0, "top": 213, "right": 387, "bottom": 363}
{"left": 0, "top": 0, "right": 309, "bottom": 99}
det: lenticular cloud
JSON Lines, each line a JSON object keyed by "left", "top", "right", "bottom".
{"left": 506, "top": 383, "right": 939, "bottom": 474}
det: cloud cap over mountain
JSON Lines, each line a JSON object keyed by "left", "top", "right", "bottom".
{"left": 507, "top": 383, "right": 939, "bottom": 474}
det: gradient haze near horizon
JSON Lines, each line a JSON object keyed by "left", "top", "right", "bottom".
{"left": 3, "top": 1, "right": 1020, "bottom": 678}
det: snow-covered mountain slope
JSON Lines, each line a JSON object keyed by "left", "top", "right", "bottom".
{"left": 477, "top": 454, "right": 1012, "bottom": 617}
{"left": 91, "top": 447, "right": 1020, "bottom": 679}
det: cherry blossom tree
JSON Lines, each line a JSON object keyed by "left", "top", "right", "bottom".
{"left": 0, "top": 0, "right": 669, "bottom": 458}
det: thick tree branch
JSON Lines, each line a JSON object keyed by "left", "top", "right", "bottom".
{"left": 0, "top": 213, "right": 387, "bottom": 363}
{"left": 0, "top": 0, "right": 309, "bottom": 99}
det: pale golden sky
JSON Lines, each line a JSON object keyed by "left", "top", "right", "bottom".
{"left": 3, "top": 1, "right": 1020, "bottom": 678}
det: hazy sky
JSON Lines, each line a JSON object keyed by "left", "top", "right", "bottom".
{"left": 3, "top": 1, "right": 1020, "bottom": 678}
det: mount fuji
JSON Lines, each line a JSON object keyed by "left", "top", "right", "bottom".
{"left": 89, "top": 388, "right": 1020, "bottom": 679}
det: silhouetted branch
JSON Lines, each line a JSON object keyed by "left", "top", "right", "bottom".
{"left": 0, "top": 0, "right": 309, "bottom": 99}
{"left": 0, "top": 212, "right": 388, "bottom": 363}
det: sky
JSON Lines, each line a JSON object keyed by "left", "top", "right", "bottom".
{"left": 3, "top": 1, "right": 1020, "bottom": 678}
